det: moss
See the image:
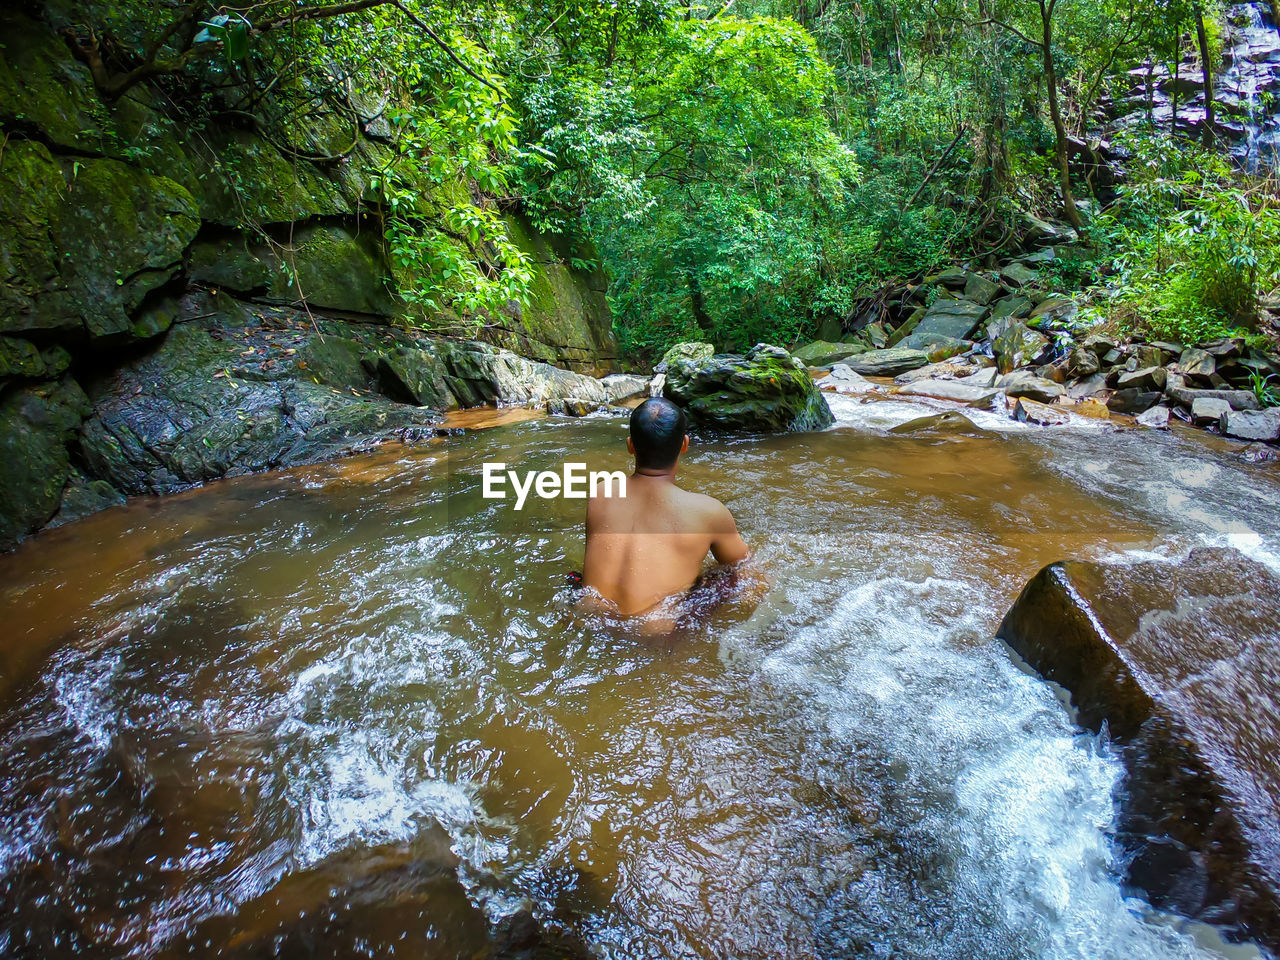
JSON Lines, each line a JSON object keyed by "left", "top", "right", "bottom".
{"left": 265, "top": 224, "right": 398, "bottom": 316}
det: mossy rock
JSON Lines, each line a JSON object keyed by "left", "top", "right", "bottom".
{"left": 0, "top": 11, "right": 108, "bottom": 153}
{"left": 0, "top": 141, "right": 199, "bottom": 340}
{"left": 480, "top": 215, "right": 616, "bottom": 374}
{"left": 658, "top": 341, "right": 715, "bottom": 370}
{"left": 663, "top": 343, "right": 834, "bottom": 432}
{"left": 0, "top": 376, "right": 91, "bottom": 548}
{"left": 264, "top": 224, "right": 397, "bottom": 316}
{"left": 187, "top": 233, "right": 272, "bottom": 292}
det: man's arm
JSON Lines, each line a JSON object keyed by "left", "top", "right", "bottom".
{"left": 708, "top": 502, "right": 750, "bottom": 565}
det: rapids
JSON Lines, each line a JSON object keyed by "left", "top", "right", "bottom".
{"left": 1, "top": 392, "right": 1277, "bottom": 959}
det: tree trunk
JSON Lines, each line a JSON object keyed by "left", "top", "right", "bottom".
{"left": 1194, "top": 5, "right": 1216, "bottom": 144}
{"left": 1040, "top": 0, "right": 1084, "bottom": 230}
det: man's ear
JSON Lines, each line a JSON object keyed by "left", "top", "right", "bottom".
{"left": 680, "top": 434, "right": 690, "bottom": 453}
{"left": 626, "top": 437, "right": 635, "bottom": 455}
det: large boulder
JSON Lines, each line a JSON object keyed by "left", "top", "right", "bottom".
{"left": 993, "top": 323, "right": 1050, "bottom": 374}
{"left": 914, "top": 299, "right": 989, "bottom": 342}
{"left": 997, "top": 549, "right": 1280, "bottom": 950}
{"left": 663, "top": 344, "right": 833, "bottom": 431}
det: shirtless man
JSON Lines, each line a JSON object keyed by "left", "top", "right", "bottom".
{"left": 582, "top": 397, "right": 750, "bottom": 616}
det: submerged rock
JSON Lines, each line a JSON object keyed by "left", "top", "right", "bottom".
{"left": 663, "top": 344, "right": 834, "bottom": 431}
{"left": 997, "top": 549, "right": 1280, "bottom": 950}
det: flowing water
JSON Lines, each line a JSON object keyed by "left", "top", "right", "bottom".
{"left": 1, "top": 392, "right": 1279, "bottom": 959}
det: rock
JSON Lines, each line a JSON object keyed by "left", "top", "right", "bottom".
{"left": 1190, "top": 397, "right": 1232, "bottom": 426}
{"left": 888, "top": 306, "right": 927, "bottom": 346}
{"left": 0, "top": 336, "right": 47, "bottom": 380}
{"left": 440, "top": 342, "right": 609, "bottom": 407}
{"left": 48, "top": 472, "right": 126, "bottom": 528}
{"left": 1065, "top": 345, "right": 1100, "bottom": 378}
{"left": 1115, "top": 366, "right": 1168, "bottom": 392}
{"left": 954, "top": 367, "right": 999, "bottom": 388}
{"left": 791, "top": 340, "right": 868, "bottom": 366}
{"left": 864, "top": 321, "right": 890, "bottom": 348}
{"left": 1106, "top": 388, "right": 1162, "bottom": 414}
{"left": 1177, "top": 347, "right": 1216, "bottom": 382}
{"left": 1135, "top": 405, "right": 1171, "bottom": 429}
{"left": 1082, "top": 333, "right": 1120, "bottom": 356}
{"left": 997, "top": 549, "right": 1280, "bottom": 949}
{"left": 265, "top": 224, "right": 398, "bottom": 316}
{"left": 999, "top": 262, "right": 1039, "bottom": 288}
{"left": 1132, "top": 345, "right": 1170, "bottom": 369}
{"left": 1069, "top": 398, "right": 1111, "bottom": 419}
{"left": 1028, "top": 296, "right": 1078, "bottom": 326}
{"left": 1202, "top": 337, "right": 1245, "bottom": 360}
{"left": 899, "top": 331, "right": 968, "bottom": 358}
{"left": 993, "top": 323, "right": 1050, "bottom": 374}
{"left": 1165, "top": 376, "right": 1259, "bottom": 411}
{"left": 896, "top": 380, "right": 1002, "bottom": 405}
{"left": 1221, "top": 408, "right": 1280, "bottom": 442}
{"left": 914, "top": 299, "right": 990, "bottom": 341}
{"left": 990, "top": 295, "right": 1033, "bottom": 321}
{"left": 648, "top": 373, "right": 665, "bottom": 397}
{"left": 187, "top": 234, "right": 272, "bottom": 292}
{"left": 0, "top": 376, "right": 91, "bottom": 549}
{"left": 1013, "top": 397, "right": 1070, "bottom": 425}
{"left": 888, "top": 411, "right": 979, "bottom": 434}
{"left": 657, "top": 341, "right": 714, "bottom": 372}
{"left": 600, "top": 374, "right": 650, "bottom": 403}
{"left": 1021, "top": 214, "right": 1078, "bottom": 247}
{"left": 997, "top": 371, "right": 1065, "bottom": 403}
{"left": 485, "top": 214, "right": 617, "bottom": 374}
{"left": 930, "top": 266, "right": 970, "bottom": 288}
{"left": 821, "top": 364, "right": 877, "bottom": 394}
{"left": 839, "top": 347, "right": 932, "bottom": 377}
{"left": 1241, "top": 442, "right": 1279, "bottom": 463}
{"left": 371, "top": 345, "right": 454, "bottom": 408}
{"left": 963, "top": 273, "right": 1002, "bottom": 305}
{"left": 894, "top": 362, "right": 971, "bottom": 385}
{"left": 663, "top": 344, "right": 834, "bottom": 431}
{"left": 0, "top": 141, "right": 199, "bottom": 340}
{"left": 1066, "top": 372, "right": 1108, "bottom": 399}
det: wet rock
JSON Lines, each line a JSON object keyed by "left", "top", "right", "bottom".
{"left": 888, "top": 410, "right": 978, "bottom": 434}
{"left": 371, "top": 344, "right": 454, "bottom": 408}
{"left": 1107, "top": 388, "right": 1162, "bottom": 414}
{"left": 900, "top": 332, "right": 968, "bottom": 362}
{"left": 48, "top": 472, "right": 126, "bottom": 527}
{"left": 827, "top": 363, "right": 877, "bottom": 389}
{"left": 0, "top": 336, "right": 47, "bottom": 381}
{"left": 1191, "top": 397, "right": 1232, "bottom": 426}
{"left": 1221, "top": 408, "right": 1280, "bottom": 442}
{"left": 664, "top": 344, "right": 834, "bottom": 431}
{"left": 997, "top": 370, "right": 1065, "bottom": 403}
{"left": 1013, "top": 397, "right": 1070, "bottom": 425}
{"left": 887, "top": 306, "right": 927, "bottom": 346}
{"left": 929, "top": 266, "right": 970, "bottom": 288}
{"left": 957, "top": 367, "right": 1000, "bottom": 388}
{"left": 997, "top": 549, "right": 1280, "bottom": 950}
{"left": 896, "top": 379, "right": 1001, "bottom": 405}
{"left": 1135, "top": 405, "right": 1171, "bottom": 429}
{"left": 994, "top": 323, "right": 1050, "bottom": 374}
{"left": 894, "top": 361, "right": 971, "bottom": 385}
{"left": 963, "top": 273, "right": 1002, "bottom": 305}
{"left": 791, "top": 340, "right": 868, "bottom": 366}
{"left": 839, "top": 347, "right": 931, "bottom": 377}
{"left": 1115, "top": 366, "right": 1168, "bottom": 392}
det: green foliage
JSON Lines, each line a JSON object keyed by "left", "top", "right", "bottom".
{"left": 1248, "top": 369, "right": 1280, "bottom": 408}
{"left": 1092, "top": 135, "right": 1280, "bottom": 345}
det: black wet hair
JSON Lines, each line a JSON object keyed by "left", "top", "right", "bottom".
{"left": 629, "top": 397, "right": 688, "bottom": 469}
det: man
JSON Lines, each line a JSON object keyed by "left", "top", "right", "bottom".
{"left": 581, "top": 397, "right": 750, "bottom": 616}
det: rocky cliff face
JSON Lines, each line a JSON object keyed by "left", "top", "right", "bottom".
{"left": 0, "top": 6, "right": 618, "bottom": 550}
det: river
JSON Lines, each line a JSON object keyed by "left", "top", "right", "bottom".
{"left": 1, "top": 392, "right": 1277, "bottom": 959}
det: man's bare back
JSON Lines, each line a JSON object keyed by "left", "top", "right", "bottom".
{"left": 581, "top": 398, "right": 749, "bottom": 616}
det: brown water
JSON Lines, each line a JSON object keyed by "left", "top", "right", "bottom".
{"left": 1, "top": 392, "right": 1278, "bottom": 959}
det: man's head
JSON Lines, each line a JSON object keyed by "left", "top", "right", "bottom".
{"left": 628, "top": 397, "right": 689, "bottom": 471}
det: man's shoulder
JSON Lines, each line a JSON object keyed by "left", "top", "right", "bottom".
{"left": 674, "top": 486, "right": 732, "bottom": 519}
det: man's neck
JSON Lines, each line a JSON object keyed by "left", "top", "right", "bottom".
{"left": 633, "top": 464, "right": 678, "bottom": 483}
